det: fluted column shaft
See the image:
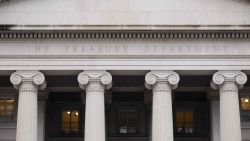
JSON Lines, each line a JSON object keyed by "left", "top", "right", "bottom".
{"left": 78, "top": 71, "right": 112, "bottom": 141}
{"left": 17, "top": 82, "right": 38, "bottom": 141}
{"left": 145, "top": 71, "right": 180, "bottom": 141}
{"left": 10, "top": 71, "right": 46, "bottom": 141}
{"left": 211, "top": 71, "right": 247, "bottom": 141}
{"left": 85, "top": 82, "right": 105, "bottom": 141}
{"left": 153, "top": 82, "right": 173, "bottom": 141}
{"left": 220, "top": 83, "right": 241, "bottom": 141}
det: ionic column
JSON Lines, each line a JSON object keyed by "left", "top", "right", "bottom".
{"left": 211, "top": 71, "right": 247, "bottom": 141}
{"left": 78, "top": 71, "right": 112, "bottom": 141}
{"left": 145, "top": 71, "right": 180, "bottom": 141}
{"left": 10, "top": 71, "right": 46, "bottom": 141}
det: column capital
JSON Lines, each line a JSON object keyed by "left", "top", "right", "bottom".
{"left": 77, "top": 70, "right": 112, "bottom": 90}
{"left": 211, "top": 71, "right": 247, "bottom": 90}
{"left": 145, "top": 71, "right": 180, "bottom": 90}
{"left": 10, "top": 71, "right": 46, "bottom": 90}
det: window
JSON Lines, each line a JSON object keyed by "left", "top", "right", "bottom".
{"left": 62, "top": 110, "right": 79, "bottom": 134}
{"left": 241, "top": 97, "right": 250, "bottom": 110}
{"left": 0, "top": 98, "right": 15, "bottom": 122}
{"left": 119, "top": 110, "right": 137, "bottom": 134}
{"left": 240, "top": 97, "right": 250, "bottom": 121}
{"left": 176, "top": 111, "right": 193, "bottom": 134}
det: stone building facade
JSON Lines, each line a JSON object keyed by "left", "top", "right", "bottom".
{"left": 0, "top": 0, "right": 250, "bottom": 141}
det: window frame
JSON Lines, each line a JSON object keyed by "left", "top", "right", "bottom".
{"left": 240, "top": 96, "right": 250, "bottom": 122}
{"left": 61, "top": 110, "right": 80, "bottom": 135}
{"left": 118, "top": 109, "right": 138, "bottom": 134}
{"left": 0, "top": 97, "right": 15, "bottom": 122}
{"left": 174, "top": 107, "right": 195, "bottom": 135}
{"left": 117, "top": 107, "right": 139, "bottom": 135}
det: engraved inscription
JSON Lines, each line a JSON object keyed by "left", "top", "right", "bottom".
{"left": 29, "top": 46, "right": 49, "bottom": 54}
{"left": 1, "top": 41, "right": 250, "bottom": 57}
{"left": 64, "top": 45, "right": 128, "bottom": 54}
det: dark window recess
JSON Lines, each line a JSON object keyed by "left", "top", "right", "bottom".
{"left": 113, "top": 92, "right": 144, "bottom": 101}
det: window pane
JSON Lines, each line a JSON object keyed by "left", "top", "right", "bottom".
{"left": 120, "top": 111, "right": 127, "bottom": 123}
{"left": 62, "top": 110, "right": 79, "bottom": 134}
{"left": 0, "top": 100, "right": 4, "bottom": 105}
{"left": 0, "top": 105, "right": 4, "bottom": 116}
{"left": 176, "top": 112, "right": 184, "bottom": 133}
{"left": 0, "top": 100, "right": 5, "bottom": 121}
{"left": 71, "top": 111, "right": 79, "bottom": 133}
{"left": 71, "top": 123, "right": 79, "bottom": 133}
{"left": 62, "top": 123, "right": 70, "bottom": 133}
{"left": 127, "top": 126, "right": 136, "bottom": 133}
{"left": 71, "top": 111, "right": 79, "bottom": 123}
{"left": 62, "top": 111, "right": 71, "bottom": 133}
{"left": 6, "top": 99, "right": 14, "bottom": 104}
{"left": 176, "top": 111, "right": 193, "bottom": 134}
{"left": 185, "top": 112, "right": 193, "bottom": 123}
{"left": 241, "top": 97, "right": 250, "bottom": 110}
{"left": 176, "top": 112, "right": 184, "bottom": 123}
{"left": 128, "top": 111, "right": 136, "bottom": 122}
{"left": 62, "top": 111, "right": 71, "bottom": 122}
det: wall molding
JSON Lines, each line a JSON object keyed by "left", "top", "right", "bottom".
{"left": 1, "top": 30, "right": 250, "bottom": 41}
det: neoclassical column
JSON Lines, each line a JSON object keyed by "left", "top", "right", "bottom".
{"left": 211, "top": 71, "right": 247, "bottom": 141}
{"left": 78, "top": 71, "right": 112, "bottom": 141}
{"left": 10, "top": 71, "right": 46, "bottom": 141}
{"left": 145, "top": 71, "right": 180, "bottom": 141}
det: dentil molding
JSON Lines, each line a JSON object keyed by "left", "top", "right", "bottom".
{"left": 1, "top": 31, "right": 250, "bottom": 40}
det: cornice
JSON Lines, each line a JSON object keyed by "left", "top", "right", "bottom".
{"left": 0, "top": 0, "right": 9, "bottom": 3}
{"left": 0, "top": 30, "right": 250, "bottom": 41}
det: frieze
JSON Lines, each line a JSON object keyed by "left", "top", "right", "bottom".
{"left": 0, "top": 41, "right": 250, "bottom": 57}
